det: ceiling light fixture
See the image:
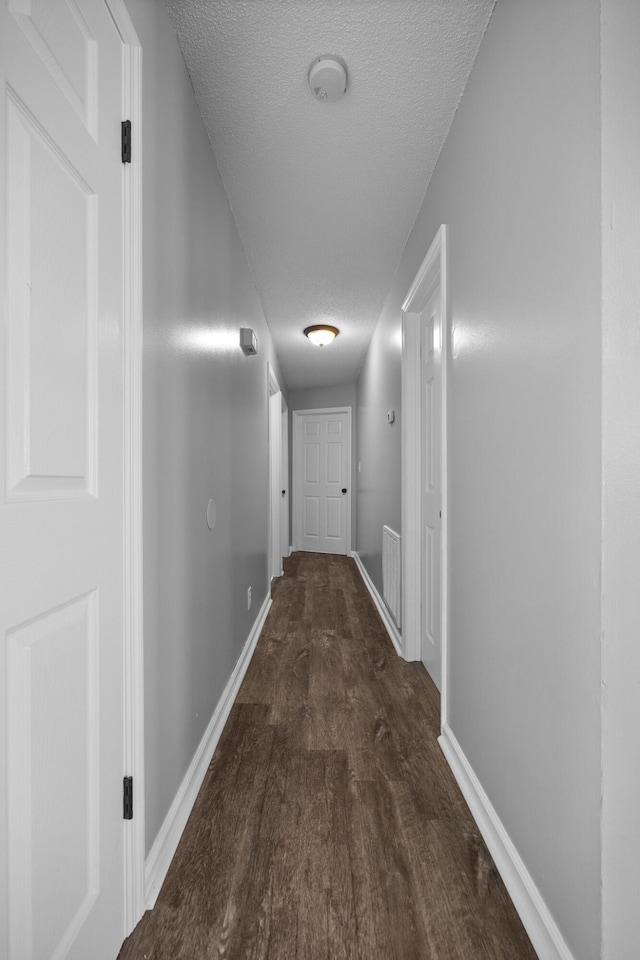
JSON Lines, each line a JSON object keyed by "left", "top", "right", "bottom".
{"left": 308, "top": 55, "right": 348, "bottom": 102}
{"left": 304, "top": 324, "right": 340, "bottom": 347}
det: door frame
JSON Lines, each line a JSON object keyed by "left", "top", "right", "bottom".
{"left": 104, "top": 0, "right": 145, "bottom": 936}
{"left": 292, "top": 407, "right": 352, "bottom": 555}
{"left": 401, "top": 224, "right": 449, "bottom": 726}
{"left": 280, "top": 397, "right": 289, "bottom": 561}
{"left": 268, "top": 364, "right": 283, "bottom": 580}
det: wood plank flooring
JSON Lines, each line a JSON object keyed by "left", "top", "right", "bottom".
{"left": 119, "top": 552, "right": 537, "bottom": 960}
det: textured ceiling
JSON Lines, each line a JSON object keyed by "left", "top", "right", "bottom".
{"left": 166, "top": 0, "right": 494, "bottom": 390}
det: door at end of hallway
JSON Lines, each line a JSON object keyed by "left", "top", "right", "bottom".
{"left": 292, "top": 408, "right": 352, "bottom": 555}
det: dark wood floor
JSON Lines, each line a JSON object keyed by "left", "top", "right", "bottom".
{"left": 119, "top": 552, "right": 537, "bottom": 960}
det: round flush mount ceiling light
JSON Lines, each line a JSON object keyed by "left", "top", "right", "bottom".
{"left": 308, "top": 56, "right": 348, "bottom": 102}
{"left": 304, "top": 324, "right": 340, "bottom": 347}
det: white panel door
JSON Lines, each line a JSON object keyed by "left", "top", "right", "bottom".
{"left": 421, "top": 289, "right": 442, "bottom": 685}
{"left": 0, "top": 4, "right": 127, "bottom": 959}
{"left": 295, "top": 410, "right": 350, "bottom": 555}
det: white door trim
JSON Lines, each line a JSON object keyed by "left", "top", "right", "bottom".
{"left": 103, "top": 0, "right": 145, "bottom": 936}
{"left": 280, "top": 396, "right": 289, "bottom": 565}
{"left": 401, "top": 224, "right": 449, "bottom": 726}
{"left": 268, "top": 364, "right": 283, "bottom": 580}
{"left": 292, "top": 406, "right": 352, "bottom": 555}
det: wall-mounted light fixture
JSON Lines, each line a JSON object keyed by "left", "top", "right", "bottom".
{"left": 304, "top": 324, "right": 339, "bottom": 347}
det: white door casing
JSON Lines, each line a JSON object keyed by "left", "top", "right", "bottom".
{"left": 0, "top": 2, "right": 144, "bottom": 957}
{"left": 293, "top": 408, "right": 351, "bottom": 555}
{"left": 268, "top": 364, "right": 283, "bottom": 580}
{"left": 401, "top": 225, "right": 449, "bottom": 725}
{"left": 280, "top": 399, "right": 289, "bottom": 560}
{"left": 421, "top": 288, "right": 443, "bottom": 684}
{"left": 112, "top": 0, "right": 145, "bottom": 935}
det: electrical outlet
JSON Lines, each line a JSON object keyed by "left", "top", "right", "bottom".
{"left": 247, "top": 586, "right": 252, "bottom": 611}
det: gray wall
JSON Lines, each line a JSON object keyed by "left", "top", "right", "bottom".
{"left": 288, "top": 383, "right": 357, "bottom": 550}
{"left": 289, "top": 382, "right": 356, "bottom": 413}
{"left": 125, "top": 0, "right": 286, "bottom": 854}
{"left": 355, "top": 322, "right": 402, "bottom": 590}
{"left": 601, "top": 0, "right": 640, "bottom": 955}
{"left": 356, "top": 2, "right": 601, "bottom": 958}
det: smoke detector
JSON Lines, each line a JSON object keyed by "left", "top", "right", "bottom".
{"left": 308, "top": 56, "right": 348, "bottom": 102}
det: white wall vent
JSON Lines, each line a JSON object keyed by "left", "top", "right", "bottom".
{"left": 382, "top": 525, "right": 402, "bottom": 629}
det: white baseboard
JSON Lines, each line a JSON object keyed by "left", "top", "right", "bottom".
{"left": 350, "top": 551, "right": 403, "bottom": 658}
{"left": 144, "top": 592, "right": 272, "bottom": 909}
{"left": 439, "top": 723, "right": 575, "bottom": 960}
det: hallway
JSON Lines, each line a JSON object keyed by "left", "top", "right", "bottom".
{"left": 119, "top": 553, "right": 535, "bottom": 960}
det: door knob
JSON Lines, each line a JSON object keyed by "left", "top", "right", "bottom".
{"left": 281, "top": 490, "right": 286, "bottom": 496}
{"left": 341, "top": 488, "right": 347, "bottom": 494}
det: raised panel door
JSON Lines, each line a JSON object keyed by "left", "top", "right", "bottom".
{"left": 0, "top": 3, "right": 127, "bottom": 958}
{"left": 295, "top": 411, "right": 349, "bottom": 555}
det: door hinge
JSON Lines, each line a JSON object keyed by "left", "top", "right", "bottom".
{"left": 121, "top": 120, "right": 132, "bottom": 163}
{"left": 123, "top": 776, "right": 133, "bottom": 820}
